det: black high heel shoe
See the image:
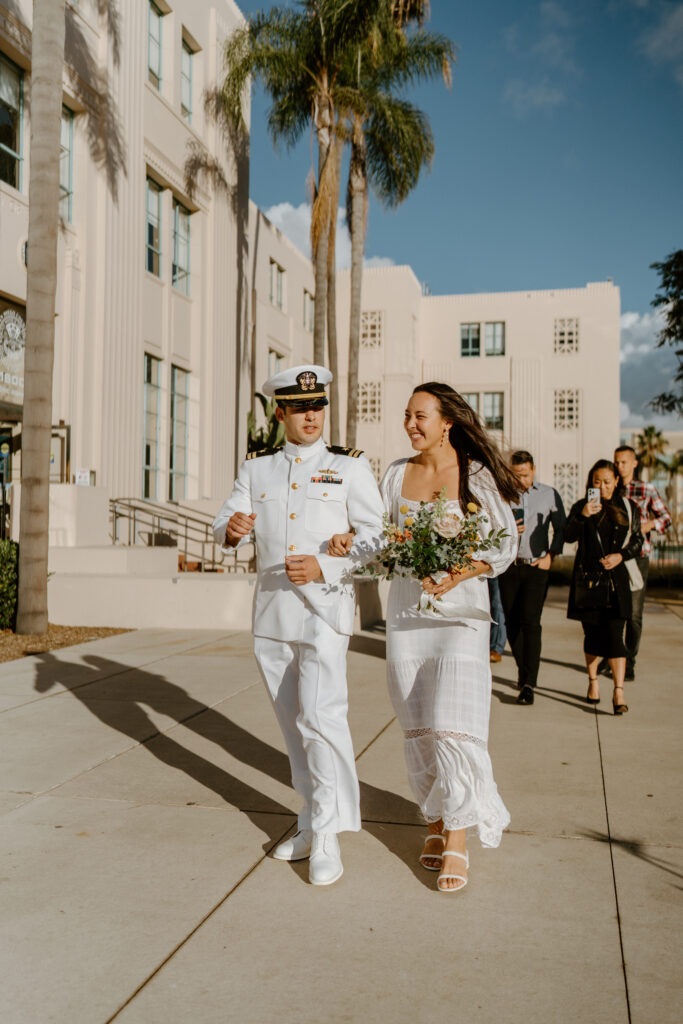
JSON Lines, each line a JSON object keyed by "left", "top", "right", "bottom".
{"left": 586, "top": 678, "right": 600, "bottom": 705}
{"left": 613, "top": 686, "right": 628, "bottom": 715}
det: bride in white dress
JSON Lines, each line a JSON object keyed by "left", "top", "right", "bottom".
{"left": 330, "top": 383, "right": 518, "bottom": 892}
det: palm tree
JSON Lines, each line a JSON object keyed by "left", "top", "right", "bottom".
{"left": 220, "top": 1, "right": 381, "bottom": 369}
{"left": 636, "top": 425, "right": 668, "bottom": 481}
{"left": 341, "top": 22, "right": 455, "bottom": 446}
{"left": 16, "top": 0, "right": 67, "bottom": 635}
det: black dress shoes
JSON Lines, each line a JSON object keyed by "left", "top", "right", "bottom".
{"left": 517, "top": 685, "right": 535, "bottom": 705}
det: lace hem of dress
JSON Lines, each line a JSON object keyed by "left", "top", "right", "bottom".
{"left": 404, "top": 727, "right": 486, "bottom": 748}
{"left": 424, "top": 810, "right": 509, "bottom": 847}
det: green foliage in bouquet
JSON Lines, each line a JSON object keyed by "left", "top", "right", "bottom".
{"left": 358, "top": 489, "right": 508, "bottom": 581}
{"left": 0, "top": 539, "right": 18, "bottom": 630}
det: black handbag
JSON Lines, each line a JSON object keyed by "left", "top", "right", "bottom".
{"left": 574, "top": 522, "right": 612, "bottom": 610}
{"left": 574, "top": 566, "right": 611, "bottom": 609}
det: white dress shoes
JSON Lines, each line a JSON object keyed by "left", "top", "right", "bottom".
{"left": 272, "top": 829, "right": 313, "bottom": 862}
{"left": 309, "top": 832, "right": 343, "bottom": 886}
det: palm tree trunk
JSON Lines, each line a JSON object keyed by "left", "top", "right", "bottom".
{"left": 16, "top": 0, "right": 66, "bottom": 635}
{"left": 311, "top": 89, "right": 333, "bottom": 365}
{"left": 346, "top": 117, "right": 367, "bottom": 450}
{"left": 326, "top": 131, "right": 344, "bottom": 445}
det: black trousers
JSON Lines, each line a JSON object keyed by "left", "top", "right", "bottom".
{"left": 625, "top": 555, "right": 649, "bottom": 672}
{"left": 499, "top": 563, "right": 550, "bottom": 688}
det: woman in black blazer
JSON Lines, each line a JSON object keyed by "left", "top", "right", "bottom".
{"left": 565, "top": 460, "right": 643, "bottom": 714}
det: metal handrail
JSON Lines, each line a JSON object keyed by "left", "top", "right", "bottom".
{"left": 109, "top": 497, "right": 254, "bottom": 574}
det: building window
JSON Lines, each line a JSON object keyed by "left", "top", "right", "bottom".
{"left": 554, "top": 318, "right": 579, "bottom": 354}
{"left": 170, "top": 365, "right": 188, "bottom": 502}
{"left": 268, "top": 349, "right": 283, "bottom": 377}
{"left": 148, "top": 1, "right": 163, "bottom": 90}
{"left": 460, "top": 323, "right": 480, "bottom": 358}
{"left": 483, "top": 392, "right": 504, "bottom": 431}
{"left": 361, "top": 310, "right": 383, "bottom": 348}
{"left": 554, "top": 389, "right": 580, "bottom": 430}
{"left": 0, "top": 54, "right": 23, "bottom": 190}
{"left": 143, "top": 354, "right": 161, "bottom": 499}
{"left": 303, "top": 289, "right": 314, "bottom": 332}
{"left": 485, "top": 322, "right": 505, "bottom": 356}
{"left": 180, "top": 40, "right": 193, "bottom": 123}
{"left": 368, "top": 456, "right": 382, "bottom": 481}
{"left": 172, "top": 199, "right": 190, "bottom": 295}
{"left": 269, "top": 259, "right": 285, "bottom": 310}
{"left": 358, "top": 381, "right": 382, "bottom": 424}
{"left": 462, "top": 392, "right": 479, "bottom": 414}
{"left": 59, "top": 106, "right": 74, "bottom": 222}
{"left": 554, "top": 462, "right": 579, "bottom": 510}
{"left": 146, "top": 179, "right": 162, "bottom": 276}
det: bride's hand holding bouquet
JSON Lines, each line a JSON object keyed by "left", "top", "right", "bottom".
{"left": 328, "top": 489, "right": 509, "bottom": 619}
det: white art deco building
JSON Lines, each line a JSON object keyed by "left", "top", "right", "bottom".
{"left": 0, "top": 0, "right": 620, "bottom": 597}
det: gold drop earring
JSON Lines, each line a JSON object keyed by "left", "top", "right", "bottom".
{"left": 440, "top": 428, "right": 448, "bottom": 447}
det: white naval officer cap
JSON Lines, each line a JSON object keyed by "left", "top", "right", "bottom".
{"left": 262, "top": 364, "right": 332, "bottom": 408}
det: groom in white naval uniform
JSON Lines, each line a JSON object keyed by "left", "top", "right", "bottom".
{"left": 213, "top": 365, "right": 384, "bottom": 886}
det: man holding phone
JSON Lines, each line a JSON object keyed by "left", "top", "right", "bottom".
{"left": 499, "top": 450, "right": 567, "bottom": 705}
{"left": 213, "top": 365, "right": 384, "bottom": 886}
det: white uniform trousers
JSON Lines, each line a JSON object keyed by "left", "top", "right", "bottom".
{"left": 254, "top": 609, "right": 361, "bottom": 834}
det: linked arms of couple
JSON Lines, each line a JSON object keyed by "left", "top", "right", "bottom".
{"left": 224, "top": 511, "right": 323, "bottom": 585}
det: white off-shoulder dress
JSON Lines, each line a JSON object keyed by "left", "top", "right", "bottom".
{"left": 380, "top": 459, "right": 517, "bottom": 847}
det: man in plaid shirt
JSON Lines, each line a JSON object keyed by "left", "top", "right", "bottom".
{"left": 608, "top": 445, "right": 672, "bottom": 679}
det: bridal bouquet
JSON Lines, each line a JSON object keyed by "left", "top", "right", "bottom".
{"left": 357, "top": 489, "right": 509, "bottom": 619}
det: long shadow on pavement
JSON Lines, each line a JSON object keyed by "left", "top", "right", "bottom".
{"left": 581, "top": 829, "right": 683, "bottom": 889}
{"left": 32, "top": 653, "right": 427, "bottom": 882}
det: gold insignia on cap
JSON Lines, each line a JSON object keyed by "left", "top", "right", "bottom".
{"left": 296, "top": 370, "right": 317, "bottom": 392}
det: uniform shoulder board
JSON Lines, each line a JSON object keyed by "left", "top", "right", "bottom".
{"left": 326, "top": 445, "right": 364, "bottom": 458}
{"left": 246, "top": 446, "right": 283, "bottom": 461}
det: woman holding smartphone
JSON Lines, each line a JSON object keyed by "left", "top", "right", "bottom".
{"left": 565, "top": 460, "right": 643, "bottom": 713}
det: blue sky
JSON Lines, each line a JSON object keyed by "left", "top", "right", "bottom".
{"left": 235, "top": 0, "right": 683, "bottom": 431}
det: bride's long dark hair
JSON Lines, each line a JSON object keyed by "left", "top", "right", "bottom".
{"left": 412, "top": 382, "right": 520, "bottom": 506}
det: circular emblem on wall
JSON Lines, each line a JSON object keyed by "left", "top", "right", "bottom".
{"left": 0, "top": 310, "right": 26, "bottom": 358}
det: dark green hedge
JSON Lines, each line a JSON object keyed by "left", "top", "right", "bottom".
{"left": 0, "top": 540, "right": 18, "bottom": 630}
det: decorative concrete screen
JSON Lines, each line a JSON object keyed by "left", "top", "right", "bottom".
{"left": 554, "top": 318, "right": 579, "bottom": 354}
{"left": 554, "top": 389, "right": 580, "bottom": 430}
{"left": 358, "top": 381, "right": 382, "bottom": 423}
{"left": 554, "top": 462, "right": 580, "bottom": 509}
{"left": 361, "top": 310, "right": 383, "bottom": 348}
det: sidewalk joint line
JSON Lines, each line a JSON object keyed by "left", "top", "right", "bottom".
{"left": 595, "top": 711, "right": 632, "bottom": 1024}
{"left": 103, "top": 821, "right": 295, "bottom": 1024}
{"left": 354, "top": 717, "right": 396, "bottom": 762}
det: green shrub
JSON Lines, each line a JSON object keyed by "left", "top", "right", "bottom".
{"left": 0, "top": 540, "right": 18, "bottom": 630}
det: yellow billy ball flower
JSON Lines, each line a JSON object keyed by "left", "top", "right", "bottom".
{"left": 466, "top": 502, "right": 478, "bottom": 513}
{"left": 399, "top": 504, "right": 409, "bottom": 515}
{"left": 404, "top": 517, "right": 414, "bottom": 527}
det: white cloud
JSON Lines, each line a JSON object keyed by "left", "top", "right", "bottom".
{"left": 642, "top": 4, "right": 683, "bottom": 61}
{"left": 502, "top": 2, "right": 579, "bottom": 115}
{"left": 263, "top": 201, "right": 394, "bottom": 270}
{"left": 620, "top": 310, "right": 681, "bottom": 429}
{"left": 539, "top": 1, "right": 572, "bottom": 29}
{"left": 503, "top": 78, "right": 566, "bottom": 115}
{"left": 363, "top": 255, "right": 396, "bottom": 269}
{"left": 641, "top": 3, "right": 683, "bottom": 89}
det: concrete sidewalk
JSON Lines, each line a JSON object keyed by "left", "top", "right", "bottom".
{"left": 1, "top": 600, "right": 681, "bottom": 1024}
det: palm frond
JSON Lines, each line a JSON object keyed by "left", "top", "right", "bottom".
{"left": 364, "top": 93, "right": 434, "bottom": 206}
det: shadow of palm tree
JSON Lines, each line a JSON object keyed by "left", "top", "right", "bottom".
{"left": 581, "top": 829, "right": 683, "bottom": 887}
{"left": 32, "top": 651, "right": 424, "bottom": 876}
